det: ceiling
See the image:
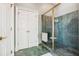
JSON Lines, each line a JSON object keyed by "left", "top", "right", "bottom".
{"left": 15, "top": 3, "right": 56, "bottom": 15}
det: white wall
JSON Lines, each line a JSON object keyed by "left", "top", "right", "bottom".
{"left": 55, "top": 3, "right": 79, "bottom": 17}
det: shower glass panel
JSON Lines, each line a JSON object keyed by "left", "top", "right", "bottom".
{"left": 42, "top": 15, "right": 52, "bottom": 49}
{"left": 54, "top": 10, "right": 79, "bottom": 55}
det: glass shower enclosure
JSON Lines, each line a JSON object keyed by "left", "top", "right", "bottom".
{"left": 42, "top": 7, "right": 79, "bottom": 56}
{"left": 41, "top": 10, "right": 55, "bottom": 51}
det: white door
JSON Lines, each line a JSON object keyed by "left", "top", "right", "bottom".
{"left": 0, "top": 4, "right": 14, "bottom": 56}
{"left": 16, "top": 10, "right": 29, "bottom": 50}
{"left": 28, "top": 12, "right": 38, "bottom": 47}
{"left": 16, "top": 9, "right": 38, "bottom": 51}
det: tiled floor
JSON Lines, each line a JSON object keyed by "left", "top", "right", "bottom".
{"left": 15, "top": 45, "right": 49, "bottom": 56}
{"left": 15, "top": 44, "right": 77, "bottom": 56}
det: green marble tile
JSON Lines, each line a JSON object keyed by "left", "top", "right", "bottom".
{"left": 15, "top": 45, "right": 49, "bottom": 56}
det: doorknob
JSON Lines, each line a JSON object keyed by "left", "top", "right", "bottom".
{"left": 0, "top": 36, "right": 6, "bottom": 40}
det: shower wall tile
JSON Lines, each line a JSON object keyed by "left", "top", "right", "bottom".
{"left": 42, "top": 15, "right": 52, "bottom": 37}
{"left": 55, "top": 10, "right": 79, "bottom": 50}
{"left": 77, "top": 10, "right": 79, "bottom": 50}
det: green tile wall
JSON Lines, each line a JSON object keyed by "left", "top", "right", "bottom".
{"left": 42, "top": 15, "right": 52, "bottom": 38}
{"left": 54, "top": 10, "right": 79, "bottom": 51}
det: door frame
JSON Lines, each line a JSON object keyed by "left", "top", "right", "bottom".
{"left": 0, "top": 4, "right": 14, "bottom": 56}
{"left": 10, "top": 4, "right": 15, "bottom": 56}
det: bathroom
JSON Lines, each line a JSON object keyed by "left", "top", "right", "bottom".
{"left": 0, "top": 3, "right": 79, "bottom": 56}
